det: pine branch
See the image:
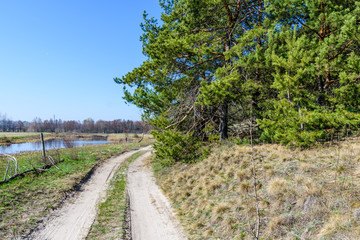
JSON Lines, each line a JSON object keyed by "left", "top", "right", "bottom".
{"left": 329, "top": 40, "right": 354, "bottom": 61}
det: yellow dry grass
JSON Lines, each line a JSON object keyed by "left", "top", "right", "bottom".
{"left": 155, "top": 137, "right": 360, "bottom": 239}
{"left": 0, "top": 132, "right": 40, "bottom": 137}
{"left": 106, "top": 133, "right": 153, "bottom": 142}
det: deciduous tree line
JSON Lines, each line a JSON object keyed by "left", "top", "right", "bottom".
{"left": 116, "top": 0, "right": 360, "bottom": 161}
{"left": 0, "top": 114, "right": 148, "bottom": 133}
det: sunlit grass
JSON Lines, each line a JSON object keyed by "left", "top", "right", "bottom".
{"left": 0, "top": 132, "right": 43, "bottom": 137}
{"left": 154, "top": 137, "right": 360, "bottom": 239}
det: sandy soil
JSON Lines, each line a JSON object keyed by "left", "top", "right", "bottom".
{"left": 127, "top": 152, "right": 187, "bottom": 240}
{"left": 29, "top": 146, "right": 151, "bottom": 240}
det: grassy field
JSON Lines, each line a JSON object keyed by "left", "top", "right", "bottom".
{"left": 87, "top": 151, "right": 147, "bottom": 240}
{"left": 0, "top": 132, "right": 43, "bottom": 137}
{"left": 0, "top": 141, "right": 153, "bottom": 239}
{"left": 0, "top": 132, "right": 50, "bottom": 145}
{"left": 154, "top": 137, "right": 360, "bottom": 239}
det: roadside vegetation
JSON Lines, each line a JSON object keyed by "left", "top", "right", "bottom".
{"left": 154, "top": 136, "right": 360, "bottom": 239}
{"left": 0, "top": 141, "right": 152, "bottom": 240}
{"left": 87, "top": 151, "right": 146, "bottom": 240}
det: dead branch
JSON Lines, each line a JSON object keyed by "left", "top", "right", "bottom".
{"left": 165, "top": 106, "right": 194, "bottom": 129}
{"left": 5, "top": 154, "right": 19, "bottom": 175}
{"left": 48, "top": 156, "right": 61, "bottom": 171}
{"left": 3, "top": 154, "right": 20, "bottom": 181}
{"left": 1, "top": 168, "right": 41, "bottom": 184}
{"left": 184, "top": 55, "right": 224, "bottom": 72}
{"left": 138, "top": 133, "right": 145, "bottom": 143}
{"left": 3, "top": 159, "right": 9, "bottom": 181}
{"left": 1, "top": 156, "right": 64, "bottom": 185}
{"left": 191, "top": 26, "right": 229, "bottom": 33}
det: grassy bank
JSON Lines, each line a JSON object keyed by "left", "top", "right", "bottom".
{"left": 154, "top": 137, "right": 360, "bottom": 239}
{"left": 0, "top": 132, "right": 50, "bottom": 145}
{"left": 87, "top": 151, "right": 147, "bottom": 240}
{"left": 0, "top": 142, "right": 152, "bottom": 239}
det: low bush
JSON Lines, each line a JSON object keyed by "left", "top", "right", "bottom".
{"left": 152, "top": 130, "right": 201, "bottom": 166}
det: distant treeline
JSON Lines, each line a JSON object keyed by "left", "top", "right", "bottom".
{"left": 0, "top": 114, "right": 150, "bottom": 133}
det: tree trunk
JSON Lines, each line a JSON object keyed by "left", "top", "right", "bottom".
{"left": 219, "top": 21, "right": 231, "bottom": 141}
{"left": 316, "top": 66, "right": 325, "bottom": 106}
{"left": 219, "top": 103, "right": 228, "bottom": 140}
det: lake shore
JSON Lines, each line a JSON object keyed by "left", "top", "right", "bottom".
{"left": 0, "top": 132, "right": 152, "bottom": 146}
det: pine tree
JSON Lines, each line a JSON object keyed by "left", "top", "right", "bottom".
{"left": 116, "top": 0, "right": 266, "bottom": 161}
{"left": 260, "top": 0, "right": 360, "bottom": 146}
{"left": 115, "top": 0, "right": 360, "bottom": 151}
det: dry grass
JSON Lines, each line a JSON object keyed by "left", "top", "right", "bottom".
{"left": 154, "top": 137, "right": 360, "bottom": 239}
{"left": 106, "top": 133, "right": 153, "bottom": 142}
{"left": 0, "top": 132, "right": 41, "bottom": 137}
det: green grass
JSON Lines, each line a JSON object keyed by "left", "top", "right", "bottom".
{"left": 0, "top": 135, "right": 153, "bottom": 181}
{"left": 0, "top": 142, "right": 152, "bottom": 240}
{"left": 87, "top": 151, "right": 146, "bottom": 240}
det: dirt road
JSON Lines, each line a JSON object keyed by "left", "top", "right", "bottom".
{"left": 30, "top": 147, "right": 151, "bottom": 240}
{"left": 128, "top": 152, "right": 187, "bottom": 240}
{"left": 29, "top": 146, "right": 186, "bottom": 240}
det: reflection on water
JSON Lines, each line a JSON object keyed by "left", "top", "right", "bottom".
{"left": 0, "top": 140, "right": 110, "bottom": 155}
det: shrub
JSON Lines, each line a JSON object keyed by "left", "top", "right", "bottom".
{"left": 152, "top": 130, "right": 201, "bottom": 166}
{"left": 258, "top": 100, "right": 360, "bottom": 147}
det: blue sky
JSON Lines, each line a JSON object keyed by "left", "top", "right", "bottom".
{"left": 0, "top": 0, "right": 162, "bottom": 121}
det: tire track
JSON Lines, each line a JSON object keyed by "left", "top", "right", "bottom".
{"left": 29, "top": 146, "right": 151, "bottom": 240}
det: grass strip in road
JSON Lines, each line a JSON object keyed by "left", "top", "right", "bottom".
{"left": 0, "top": 142, "right": 151, "bottom": 240}
{"left": 87, "top": 150, "right": 147, "bottom": 240}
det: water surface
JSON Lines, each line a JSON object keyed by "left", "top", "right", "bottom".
{"left": 0, "top": 139, "right": 110, "bottom": 155}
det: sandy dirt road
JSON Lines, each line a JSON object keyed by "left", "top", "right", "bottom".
{"left": 128, "top": 152, "right": 187, "bottom": 240}
{"left": 29, "top": 146, "right": 151, "bottom": 240}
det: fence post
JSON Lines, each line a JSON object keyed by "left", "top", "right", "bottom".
{"left": 40, "top": 133, "right": 46, "bottom": 163}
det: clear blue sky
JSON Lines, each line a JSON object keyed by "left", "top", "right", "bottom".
{"left": 0, "top": 0, "right": 162, "bottom": 122}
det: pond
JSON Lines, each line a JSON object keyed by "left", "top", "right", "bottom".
{"left": 0, "top": 139, "right": 110, "bottom": 155}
